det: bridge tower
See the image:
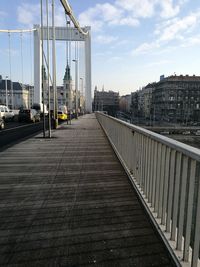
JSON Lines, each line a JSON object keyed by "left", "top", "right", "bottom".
{"left": 33, "top": 25, "right": 92, "bottom": 113}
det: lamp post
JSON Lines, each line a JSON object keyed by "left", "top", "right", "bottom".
{"left": 80, "top": 77, "right": 84, "bottom": 113}
{"left": 5, "top": 76, "right": 8, "bottom": 107}
{"left": 52, "top": 0, "right": 58, "bottom": 129}
{"left": 72, "top": 59, "right": 78, "bottom": 118}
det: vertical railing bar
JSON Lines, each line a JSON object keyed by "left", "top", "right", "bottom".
{"left": 183, "top": 160, "right": 196, "bottom": 261}
{"left": 132, "top": 131, "right": 136, "bottom": 177}
{"left": 140, "top": 135, "right": 144, "bottom": 189}
{"left": 171, "top": 152, "right": 182, "bottom": 241}
{"left": 146, "top": 137, "right": 151, "bottom": 199}
{"left": 142, "top": 136, "right": 147, "bottom": 193}
{"left": 149, "top": 139, "right": 155, "bottom": 204}
{"left": 141, "top": 135, "right": 144, "bottom": 189}
{"left": 158, "top": 145, "right": 166, "bottom": 218}
{"left": 139, "top": 134, "right": 143, "bottom": 187}
{"left": 142, "top": 136, "right": 147, "bottom": 192}
{"left": 135, "top": 133, "right": 139, "bottom": 183}
{"left": 166, "top": 149, "right": 176, "bottom": 232}
{"left": 144, "top": 137, "right": 149, "bottom": 196}
{"left": 155, "top": 143, "right": 162, "bottom": 213}
{"left": 177, "top": 155, "right": 188, "bottom": 250}
{"left": 128, "top": 129, "right": 132, "bottom": 170}
{"left": 151, "top": 141, "right": 158, "bottom": 208}
{"left": 191, "top": 163, "right": 200, "bottom": 267}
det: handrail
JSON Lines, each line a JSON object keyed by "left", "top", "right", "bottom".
{"left": 100, "top": 113, "right": 200, "bottom": 161}
{"left": 96, "top": 111, "right": 200, "bottom": 267}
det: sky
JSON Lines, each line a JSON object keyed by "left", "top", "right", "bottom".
{"left": 1, "top": 0, "right": 200, "bottom": 96}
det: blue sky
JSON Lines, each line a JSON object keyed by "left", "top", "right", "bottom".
{"left": 1, "top": 0, "right": 200, "bottom": 95}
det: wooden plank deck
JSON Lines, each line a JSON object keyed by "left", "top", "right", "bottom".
{"left": 0, "top": 114, "right": 176, "bottom": 266}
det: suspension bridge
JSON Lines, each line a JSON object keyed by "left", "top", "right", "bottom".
{"left": 0, "top": 1, "right": 200, "bottom": 267}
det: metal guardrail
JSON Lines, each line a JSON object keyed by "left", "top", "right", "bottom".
{"left": 96, "top": 112, "right": 200, "bottom": 267}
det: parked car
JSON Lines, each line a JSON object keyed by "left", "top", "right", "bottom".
{"left": 32, "top": 103, "right": 48, "bottom": 116}
{"left": 18, "top": 109, "right": 41, "bottom": 123}
{"left": 0, "top": 115, "right": 5, "bottom": 130}
{"left": 58, "top": 111, "right": 68, "bottom": 121}
{"left": 0, "top": 105, "right": 14, "bottom": 121}
{"left": 195, "top": 130, "right": 200, "bottom": 136}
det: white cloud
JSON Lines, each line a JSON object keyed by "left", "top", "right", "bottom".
{"left": 132, "top": 41, "right": 160, "bottom": 55}
{"left": 180, "top": 35, "right": 200, "bottom": 47}
{"left": 78, "top": 0, "right": 188, "bottom": 34}
{"left": 17, "top": 3, "right": 40, "bottom": 27}
{"left": 116, "top": 0, "right": 183, "bottom": 19}
{"left": 78, "top": 2, "right": 139, "bottom": 31}
{"left": 79, "top": 3, "right": 122, "bottom": 31}
{"left": 78, "top": 6, "right": 103, "bottom": 31}
{"left": 146, "top": 59, "right": 172, "bottom": 67}
{"left": 95, "top": 34, "right": 118, "bottom": 44}
{"left": 17, "top": 3, "right": 66, "bottom": 27}
{"left": 159, "top": 12, "right": 200, "bottom": 41}
{"left": 115, "top": 0, "right": 156, "bottom": 18}
{"left": 110, "top": 17, "right": 139, "bottom": 27}
{"left": 159, "top": 0, "right": 180, "bottom": 18}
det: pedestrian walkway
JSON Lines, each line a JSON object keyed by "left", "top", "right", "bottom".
{"left": 0, "top": 114, "right": 176, "bottom": 266}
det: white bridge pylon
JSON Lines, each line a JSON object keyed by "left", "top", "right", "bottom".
{"left": 34, "top": 24, "right": 92, "bottom": 113}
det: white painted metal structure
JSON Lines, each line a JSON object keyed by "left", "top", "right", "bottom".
{"left": 34, "top": 25, "right": 92, "bottom": 112}
{"left": 96, "top": 112, "right": 200, "bottom": 267}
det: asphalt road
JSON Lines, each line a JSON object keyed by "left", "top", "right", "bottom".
{"left": 0, "top": 120, "right": 45, "bottom": 150}
{"left": 3, "top": 120, "right": 29, "bottom": 130}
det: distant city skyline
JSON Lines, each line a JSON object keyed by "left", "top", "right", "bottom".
{"left": 0, "top": 0, "right": 200, "bottom": 95}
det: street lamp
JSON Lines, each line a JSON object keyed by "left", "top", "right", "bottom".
{"left": 80, "top": 77, "right": 84, "bottom": 114}
{"left": 5, "top": 76, "right": 8, "bottom": 107}
{"left": 72, "top": 59, "right": 78, "bottom": 118}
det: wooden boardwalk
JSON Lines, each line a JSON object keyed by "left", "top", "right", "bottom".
{"left": 0, "top": 114, "right": 176, "bottom": 266}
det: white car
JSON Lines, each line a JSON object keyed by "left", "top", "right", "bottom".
{"left": 0, "top": 105, "right": 14, "bottom": 121}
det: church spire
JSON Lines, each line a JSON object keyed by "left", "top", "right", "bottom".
{"left": 63, "top": 63, "right": 72, "bottom": 81}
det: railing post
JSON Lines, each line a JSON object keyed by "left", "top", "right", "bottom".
{"left": 161, "top": 147, "right": 170, "bottom": 225}
{"left": 166, "top": 149, "right": 176, "bottom": 232}
{"left": 191, "top": 166, "right": 200, "bottom": 266}
{"left": 177, "top": 155, "right": 188, "bottom": 250}
{"left": 158, "top": 144, "right": 166, "bottom": 218}
{"left": 183, "top": 160, "right": 196, "bottom": 261}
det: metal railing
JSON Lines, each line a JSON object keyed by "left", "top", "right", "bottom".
{"left": 96, "top": 112, "right": 200, "bottom": 267}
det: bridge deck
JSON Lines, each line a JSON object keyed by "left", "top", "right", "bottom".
{"left": 0, "top": 114, "right": 175, "bottom": 266}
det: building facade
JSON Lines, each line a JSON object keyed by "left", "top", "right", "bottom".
{"left": 119, "top": 94, "right": 131, "bottom": 113}
{"left": 93, "top": 87, "right": 119, "bottom": 116}
{"left": 143, "top": 83, "right": 155, "bottom": 119}
{"left": 153, "top": 75, "right": 200, "bottom": 122}
{"left": 0, "top": 76, "right": 33, "bottom": 109}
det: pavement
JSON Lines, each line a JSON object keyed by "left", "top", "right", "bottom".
{"left": 0, "top": 114, "right": 176, "bottom": 266}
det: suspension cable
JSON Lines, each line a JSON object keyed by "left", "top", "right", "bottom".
{"left": 8, "top": 32, "right": 13, "bottom": 109}
{"left": 60, "top": 0, "right": 88, "bottom": 36}
{"left": 29, "top": 31, "right": 33, "bottom": 86}
{"left": 46, "top": 0, "right": 51, "bottom": 138}
{"left": 20, "top": 32, "right": 24, "bottom": 85}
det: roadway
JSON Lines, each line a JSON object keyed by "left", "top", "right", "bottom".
{"left": 0, "top": 120, "right": 45, "bottom": 150}
{"left": 2, "top": 120, "right": 30, "bottom": 130}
